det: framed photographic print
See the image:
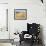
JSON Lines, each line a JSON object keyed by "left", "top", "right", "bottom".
{"left": 14, "top": 9, "right": 27, "bottom": 20}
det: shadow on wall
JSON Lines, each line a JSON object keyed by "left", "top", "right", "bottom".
{"left": 40, "top": 25, "right": 45, "bottom": 46}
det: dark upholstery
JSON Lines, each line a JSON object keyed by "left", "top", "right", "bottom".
{"left": 19, "top": 23, "right": 40, "bottom": 45}
{"left": 27, "top": 23, "right": 40, "bottom": 35}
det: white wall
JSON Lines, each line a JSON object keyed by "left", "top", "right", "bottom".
{"left": 0, "top": 0, "right": 14, "bottom": 46}
{"left": 8, "top": 0, "right": 46, "bottom": 45}
{"left": 0, "top": 0, "right": 8, "bottom": 3}
{"left": 0, "top": 4, "right": 9, "bottom": 39}
{"left": 0, "top": 0, "right": 46, "bottom": 46}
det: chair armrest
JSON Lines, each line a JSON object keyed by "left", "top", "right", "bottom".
{"left": 22, "top": 31, "right": 28, "bottom": 35}
{"left": 19, "top": 34, "right": 24, "bottom": 41}
{"left": 19, "top": 31, "right": 27, "bottom": 41}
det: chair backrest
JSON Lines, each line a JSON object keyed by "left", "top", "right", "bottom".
{"left": 27, "top": 23, "right": 40, "bottom": 35}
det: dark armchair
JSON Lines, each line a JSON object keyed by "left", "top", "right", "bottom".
{"left": 19, "top": 23, "right": 40, "bottom": 45}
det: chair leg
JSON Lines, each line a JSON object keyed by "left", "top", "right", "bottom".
{"left": 30, "top": 41, "right": 34, "bottom": 46}
{"left": 20, "top": 41, "right": 21, "bottom": 45}
{"left": 30, "top": 38, "right": 34, "bottom": 46}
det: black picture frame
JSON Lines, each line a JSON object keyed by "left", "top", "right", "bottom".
{"left": 14, "top": 9, "right": 27, "bottom": 20}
